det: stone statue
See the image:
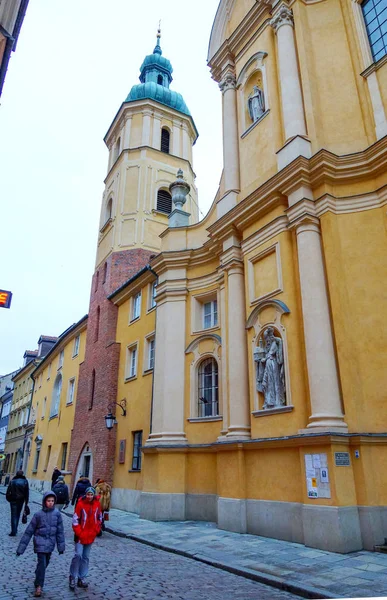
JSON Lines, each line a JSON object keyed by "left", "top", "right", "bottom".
{"left": 254, "top": 327, "right": 285, "bottom": 409}
{"left": 248, "top": 85, "right": 265, "bottom": 122}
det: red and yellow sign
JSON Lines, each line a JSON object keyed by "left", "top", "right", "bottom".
{"left": 0, "top": 290, "right": 12, "bottom": 309}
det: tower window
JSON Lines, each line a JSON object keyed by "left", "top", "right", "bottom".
{"left": 105, "top": 198, "right": 113, "bottom": 223}
{"left": 157, "top": 189, "right": 172, "bottom": 214}
{"left": 362, "top": 0, "right": 387, "bottom": 62}
{"left": 157, "top": 74, "right": 163, "bottom": 85}
{"left": 161, "top": 128, "right": 170, "bottom": 153}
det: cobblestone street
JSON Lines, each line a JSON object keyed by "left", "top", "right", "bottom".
{"left": 0, "top": 495, "right": 302, "bottom": 600}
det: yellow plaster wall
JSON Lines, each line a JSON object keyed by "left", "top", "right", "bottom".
{"left": 28, "top": 327, "right": 86, "bottom": 483}
{"left": 113, "top": 284, "right": 155, "bottom": 491}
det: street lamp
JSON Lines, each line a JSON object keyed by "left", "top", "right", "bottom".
{"left": 104, "top": 399, "right": 127, "bottom": 430}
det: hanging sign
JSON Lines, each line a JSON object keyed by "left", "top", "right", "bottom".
{"left": 0, "top": 290, "right": 12, "bottom": 309}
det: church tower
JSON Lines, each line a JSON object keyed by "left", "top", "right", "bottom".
{"left": 68, "top": 32, "right": 199, "bottom": 487}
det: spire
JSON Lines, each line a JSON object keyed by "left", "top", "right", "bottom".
{"left": 153, "top": 23, "right": 162, "bottom": 55}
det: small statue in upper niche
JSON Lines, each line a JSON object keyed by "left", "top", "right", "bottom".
{"left": 248, "top": 85, "right": 265, "bottom": 123}
{"left": 254, "top": 327, "right": 285, "bottom": 409}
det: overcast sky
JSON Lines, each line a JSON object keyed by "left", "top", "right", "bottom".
{"left": 0, "top": 0, "right": 223, "bottom": 375}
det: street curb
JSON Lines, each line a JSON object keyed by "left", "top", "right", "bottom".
{"left": 0, "top": 490, "right": 333, "bottom": 600}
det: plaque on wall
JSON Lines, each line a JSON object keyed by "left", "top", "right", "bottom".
{"left": 334, "top": 452, "right": 350, "bottom": 466}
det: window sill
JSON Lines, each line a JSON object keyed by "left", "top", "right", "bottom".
{"left": 49, "top": 415, "right": 58, "bottom": 421}
{"left": 129, "top": 469, "right": 141, "bottom": 473}
{"left": 72, "top": 353, "right": 79, "bottom": 359}
{"left": 192, "top": 325, "right": 220, "bottom": 335}
{"left": 241, "top": 109, "right": 270, "bottom": 139}
{"left": 41, "top": 416, "right": 45, "bottom": 420}
{"left": 32, "top": 470, "right": 37, "bottom": 474}
{"left": 252, "top": 405, "right": 294, "bottom": 417}
{"left": 187, "top": 416, "right": 223, "bottom": 423}
{"left": 125, "top": 375, "right": 137, "bottom": 383}
{"left": 129, "top": 316, "right": 140, "bottom": 325}
{"left": 100, "top": 217, "right": 112, "bottom": 233}
{"left": 361, "top": 53, "right": 387, "bottom": 78}
{"left": 146, "top": 305, "right": 156, "bottom": 314}
{"left": 151, "top": 209, "right": 169, "bottom": 218}
{"left": 66, "top": 402, "right": 73, "bottom": 406}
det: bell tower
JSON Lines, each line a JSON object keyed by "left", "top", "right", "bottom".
{"left": 96, "top": 29, "right": 199, "bottom": 268}
{"left": 68, "top": 32, "right": 199, "bottom": 488}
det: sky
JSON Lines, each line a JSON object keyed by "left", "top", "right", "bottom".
{"left": 0, "top": 0, "right": 223, "bottom": 375}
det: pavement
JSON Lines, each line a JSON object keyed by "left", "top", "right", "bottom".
{"left": 2, "top": 485, "right": 387, "bottom": 600}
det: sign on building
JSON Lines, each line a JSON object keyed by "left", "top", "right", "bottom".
{"left": 0, "top": 290, "right": 12, "bottom": 309}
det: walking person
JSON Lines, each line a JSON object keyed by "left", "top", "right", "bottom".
{"left": 6, "top": 469, "right": 29, "bottom": 536}
{"left": 52, "top": 475, "right": 69, "bottom": 511}
{"left": 95, "top": 478, "right": 111, "bottom": 532}
{"left": 69, "top": 487, "right": 102, "bottom": 590}
{"left": 16, "top": 491, "right": 65, "bottom": 597}
{"left": 71, "top": 474, "right": 91, "bottom": 506}
{"left": 51, "top": 466, "right": 61, "bottom": 486}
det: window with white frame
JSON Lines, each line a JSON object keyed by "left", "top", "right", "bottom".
{"left": 126, "top": 345, "right": 138, "bottom": 379}
{"left": 362, "top": 0, "right": 387, "bottom": 62}
{"left": 42, "top": 397, "right": 47, "bottom": 419}
{"left": 67, "top": 378, "right": 76, "bottom": 405}
{"left": 203, "top": 300, "right": 218, "bottom": 329}
{"left": 149, "top": 281, "right": 157, "bottom": 309}
{"left": 198, "top": 357, "right": 219, "bottom": 417}
{"left": 47, "top": 362, "right": 51, "bottom": 380}
{"left": 58, "top": 350, "right": 64, "bottom": 369}
{"left": 50, "top": 374, "right": 62, "bottom": 417}
{"left": 147, "top": 337, "right": 155, "bottom": 370}
{"left": 72, "top": 335, "right": 80, "bottom": 357}
{"left": 131, "top": 292, "right": 141, "bottom": 321}
{"left": 131, "top": 431, "right": 143, "bottom": 471}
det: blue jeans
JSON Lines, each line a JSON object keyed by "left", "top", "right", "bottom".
{"left": 69, "top": 542, "right": 92, "bottom": 580}
{"left": 35, "top": 553, "right": 51, "bottom": 588}
{"left": 10, "top": 501, "right": 24, "bottom": 535}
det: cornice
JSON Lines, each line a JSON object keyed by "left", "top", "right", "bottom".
{"left": 110, "top": 269, "right": 156, "bottom": 307}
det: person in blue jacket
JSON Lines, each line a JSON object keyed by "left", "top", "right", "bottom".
{"left": 16, "top": 491, "right": 65, "bottom": 597}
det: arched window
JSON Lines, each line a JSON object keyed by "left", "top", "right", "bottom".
{"left": 105, "top": 198, "right": 112, "bottom": 223}
{"left": 114, "top": 137, "right": 121, "bottom": 162}
{"left": 157, "top": 74, "right": 163, "bottom": 85}
{"left": 156, "top": 189, "right": 172, "bottom": 214}
{"left": 50, "top": 373, "right": 62, "bottom": 417}
{"left": 161, "top": 128, "right": 170, "bottom": 153}
{"left": 198, "top": 358, "right": 219, "bottom": 417}
{"left": 89, "top": 369, "right": 96, "bottom": 410}
{"left": 362, "top": 0, "right": 387, "bottom": 62}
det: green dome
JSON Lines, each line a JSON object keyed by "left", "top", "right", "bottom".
{"left": 126, "top": 82, "right": 191, "bottom": 116}
{"left": 125, "top": 32, "right": 191, "bottom": 118}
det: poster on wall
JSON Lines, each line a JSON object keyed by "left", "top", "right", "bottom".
{"left": 304, "top": 453, "right": 331, "bottom": 498}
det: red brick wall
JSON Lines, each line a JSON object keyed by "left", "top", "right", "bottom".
{"left": 68, "top": 249, "right": 153, "bottom": 489}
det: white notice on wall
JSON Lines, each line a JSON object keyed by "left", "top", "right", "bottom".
{"left": 304, "top": 453, "right": 331, "bottom": 499}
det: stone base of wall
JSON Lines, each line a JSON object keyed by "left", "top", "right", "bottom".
{"left": 111, "top": 488, "right": 141, "bottom": 513}
{"left": 28, "top": 478, "right": 51, "bottom": 495}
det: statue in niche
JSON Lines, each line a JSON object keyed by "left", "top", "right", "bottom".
{"left": 254, "top": 327, "right": 285, "bottom": 409}
{"left": 248, "top": 85, "right": 265, "bottom": 123}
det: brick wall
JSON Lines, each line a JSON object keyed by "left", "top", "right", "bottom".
{"left": 68, "top": 249, "right": 153, "bottom": 489}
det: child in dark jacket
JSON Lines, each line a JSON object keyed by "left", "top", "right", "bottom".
{"left": 16, "top": 491, "right": 65, "bottom": 597}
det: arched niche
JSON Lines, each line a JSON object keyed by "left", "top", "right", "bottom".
{"left": 246, "top": 299, "right": 292, "bottom": 411}
{"left": 236, "top": 52, "right": 269, "bottom": 135}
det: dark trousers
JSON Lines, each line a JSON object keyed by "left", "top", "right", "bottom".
{"left": 35, "top": 553, "right": 51, "bottom": 588}
{"left": 10, "top": 501, "right": 24, "bottom": 535}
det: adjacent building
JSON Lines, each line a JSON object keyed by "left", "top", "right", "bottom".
{"left": 0, "top": 0, "right": 29, "bottom": 96}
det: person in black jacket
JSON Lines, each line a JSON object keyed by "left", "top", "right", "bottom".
{"left": 6, "top": 470, "right": 29, "bottom": 536}
{"left": 51, "top": 467, "right": 61, "bottom": 486}
{"left": 71, "top": 476, "right": 91, "bottom": 506}
{"left": 51, "top": 476, "right": 69, "bottom": 511}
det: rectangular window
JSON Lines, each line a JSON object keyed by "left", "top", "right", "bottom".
{"left": 58, "top": 350, "right": 64, "bottom": 369}
{"left": 67, "top": 378, "right": 75, "bottom": 404}
{"left": 148, "top": 338, "right": 155, "bottom": 370}
{"left": 61, "top": 442, "right": 68, "bottom": 471}
{"left": 126, "top": 345, "right": 138, "bottom": 379}
{"left": 203, "top": 300, "right": 218, "bottom": 329}
{"left": 41, "top": 397, "right": 47, "bottom": 419}
{"left": 132, "top": 292, "right": 141, "bottom": 321}
{"left": 131, "top": 431, "right": 142, "bottom": 471}
{"left": 149, "top": 281, "right": 157, "bottom": 309}
{"left": 73, "top": 335, "right": 80, "bottom": 357}
{"left": 363, "top": 0, "right": 387, "bottom": 61}
{"left": 47, "top": 362, "right": 51, "bottom": 380}
{"left": 44, "top": 445, "right": 51, "bottom": 472}
{"left": 33, "top": 448, "right": 41, "bottom": 472}
{"left": 119, "top": 439, "right": 126, "bottom": 464}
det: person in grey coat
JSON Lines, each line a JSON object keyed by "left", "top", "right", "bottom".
{"left": 16, "top": 491, "right": 65, "bottom": 597}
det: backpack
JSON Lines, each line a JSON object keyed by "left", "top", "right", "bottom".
{"left": 53, "top": 484, "right": 67, "bottom": 504}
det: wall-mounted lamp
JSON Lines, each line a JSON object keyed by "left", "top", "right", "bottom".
{"left": 104, "top": 399, "right": 127, "bottom": 430}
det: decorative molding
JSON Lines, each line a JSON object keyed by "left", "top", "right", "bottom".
{"left": 241, "top": 110, "right": 270, "bottom": 139}
{"left": 246, "top": 299, "right": 290, "bottom": 330}
{"left": 315, "top": 186, "right": 387, "bottom": 215}
{"left": 247, "top": 242, "right": 283, "bottom": 306}
{"left": 219, "top": 72, "right": 237, "bottom": 93}
{"left": 241, "top": 215, "right": 289, "bottom": 255}
{"left": 252, "top": 405, "right": 294, "bottom": 417}
{"left": 185, "top": 334, "right": 222, "bottom": 355}
{"left": 270, "top": 5, "right": 294, "bottom": 33}
{"left": 236, "top": 51, "right": 268, "bottom": 88}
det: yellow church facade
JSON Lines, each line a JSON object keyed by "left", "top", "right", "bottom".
{"left": 26, "top": 0, "right": 387, "bottom": 554}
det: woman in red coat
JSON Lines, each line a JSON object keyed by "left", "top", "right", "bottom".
{"left": 69, "top": 487, "right": 102, "bottom": 590}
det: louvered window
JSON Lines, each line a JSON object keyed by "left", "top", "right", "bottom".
{"left": 161, "top": 128, "right": 170, "bottom": 153}
{"left": 157, "top": 189, "right": 172, "bottom": 214}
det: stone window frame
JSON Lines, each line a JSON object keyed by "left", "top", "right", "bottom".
{"left": 72, "top": 335, "right": 80, "bottom": 358}
{"left": 246, "top": 299, "right": 293, "bottom": 415}
{"left": 50, "top": 373, "right": 62, "bottom": 418}
{"left": 143, "top": 332, "right": 155, "bottom": 374}
{"left": 130, "top": 291, "right": 142, "bottom": 322}
{"left": 191, "top": 289, "right": 220, "bottom": 335}
{"left": 236, "top": 51, "right": 270, "bottom": 137}
{"left": 185, "top": 334, "right": 223, "bottom": 422}
{"left": 67, "top": 377, "right": 76, "bottom": 405}
{"left": 147, "top": 280, "right": 157, "bottom": 312}
{"left": 125, "top": 342, "right": 139, "bottom": 381}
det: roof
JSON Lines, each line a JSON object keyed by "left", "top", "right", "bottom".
{"left": 38, "top": 335, "right": 58, "bottom": 343}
